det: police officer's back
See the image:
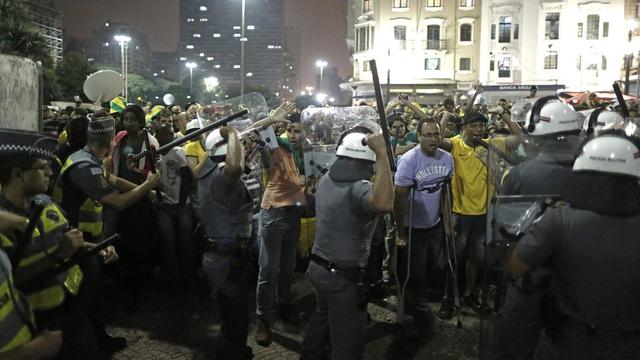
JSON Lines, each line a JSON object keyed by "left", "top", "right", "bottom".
{"left": 506, "top": 132, "right": 640, "bottom": 360}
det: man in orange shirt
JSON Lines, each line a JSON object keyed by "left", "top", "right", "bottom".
{"left": 254, "top": 114, "right": 306, "bottom": 347}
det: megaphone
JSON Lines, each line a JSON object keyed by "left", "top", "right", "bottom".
{"left": 83, "top": 70, "right": 124, "bottom": 104}
{"left": 163, "top": 93, "right": 176, "bottom": 106}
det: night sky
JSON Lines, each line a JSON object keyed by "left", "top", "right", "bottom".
{"left": 55, "top": 0, "right": 350, "bottom": 88}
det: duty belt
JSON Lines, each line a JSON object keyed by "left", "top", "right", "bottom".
{"left": 204, "top": 238, "right": 250, "bottom": 257}
{"left": 307, "top": 252, "right": 366, "bottom": 284}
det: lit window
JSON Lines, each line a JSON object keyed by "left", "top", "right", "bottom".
{"left": 187, "top": 18, "right": 195, "bottom": 22}
{"left": 425, "top": 58, "right": 441, "bottom": 70}
{"left": 214, "top": 64, "right": 221, "bottom": 69}
{"left": 233, "top": 65, "right": 241, "bottom": 69}
{"left": 207, "top": 57, "right": 214, "bottom": 61}
{"left": 460, "top": 24, "right": 472, "bottom": 42}
{"left": 105, "top": 22, "right": 110, "bottom": 27}
{"left": 267, "top": 45, "right": 275, "bottom": 49}
{"left": 103, "top": 42, "right": 110, "bottom": 47}
{"left": 393, "top": 0, "right": 408, "bottom": 8}
{"left": 199, "top": 6, "right": 207, "bottom": 11}
{"left": 199, "top": 18, "right": 208, "bottom": 22}
{"left": 544, "top": 52, "right": 558, "bottom": 69}
{"left": 233, "top": 26, "right": 241, "bottom": 30}
{"left": 193, "top": 33, "right": 201, "bottom": 38}
{"left": 186, "top": 45, "right": 194, "bottom": 49}
{"left": 233, "top": 33, "right": 241, "bottom": 38}
{"left": 161, "top": 70, "right": 165, "bottom": 73}
{"left": 199, "top": 52, "right": 205, "bottom": 57}
{"left": 180, "top": 57, "right": 187, "bottom": 61}
{"left": 460, "top": 57, "right": 471, "bottom": 71}
{"left": 247, "top": 25, "right": 255, "bottom": 30}
{"left": 213, "top": 33, "right": 221, "bottom": 38}
{"left": 363, "top": 0, "right": 372, "bottom": 12}
{"left": 246, "top": 72, "right": 253, "bottom": 77}
{"left": 88, "top": 58, "right": 94, "bottom": 62}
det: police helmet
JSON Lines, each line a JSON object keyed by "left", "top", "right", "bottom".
{"left": 525, "top": 96, "right": 581, "bottom": 136}
{"left": 204, "top": 128, "right": 228, "bottom": 157}
{"left": 336, "top": 126, "right": 376, "bottom": 162}
{"left": 573, "top": 133, "right": 640, "bottom": 179}
{"left": 584, "top": 108, "right": 624, "bottom": 136}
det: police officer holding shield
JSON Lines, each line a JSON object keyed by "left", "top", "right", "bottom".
{"left": 301, "top": 126, "right": 393, "bottom": 360}
{"left": 505, "top": 131, "right": 640, "bottom": 360}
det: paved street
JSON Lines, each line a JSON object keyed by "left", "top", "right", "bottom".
{"left": 105, "top": 273, "right": 486, "bottom": 360}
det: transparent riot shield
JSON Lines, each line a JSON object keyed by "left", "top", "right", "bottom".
{"left": 197, "top": 92, "right": 268, "bottom": 133}
{"left": 300, "top": 106, "right": 380, "bottom": 178}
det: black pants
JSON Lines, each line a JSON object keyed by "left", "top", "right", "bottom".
{"left": 116, "top": 198, "right": 154, "bottom": 294}
{"left": 156, "top": 203, "right": 196, "bottom": 291}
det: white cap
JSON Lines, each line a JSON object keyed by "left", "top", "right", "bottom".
{"left": 525, "top": 96, "right": 581, "bottom": 136}
{"left": 204, "top": 129, "right": 228, "bottom": 157}
{"left": 573, "top": 135, "right": 640, "bottom": 178}
{"left": 336, "top": 131, "right": 376, "bottom": 162}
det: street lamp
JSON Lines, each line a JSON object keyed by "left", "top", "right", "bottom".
{"left": 315, "top": 60, "right": 328, "bottom": 92}
{"left": 186, "top": 62, "right": 197, "bottom": 95}
{"left": 204, "top": 76, "right": 219, "bottom": 103}
{"left": 240, "top": 0, "right": 247, "bottom": 98}
{"left": 114, "top": 34, "right": 131, "bottom": 101}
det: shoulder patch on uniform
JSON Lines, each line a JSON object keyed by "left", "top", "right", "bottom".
{"left": 45, "top": 209, "right": 60, "bottom": 222}
{"left": 90, "top": 167, "right": 103, "bottom": 176}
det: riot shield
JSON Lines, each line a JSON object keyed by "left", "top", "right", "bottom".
{"left": 197, "top": 92, "right": 268, "bottom": 133}
{"left": 300, "top": 106, "right": 380, "bottom": 178}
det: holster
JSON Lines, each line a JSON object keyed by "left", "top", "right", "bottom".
{"left": 206, "top": 239, "right": 250, "bottom": 284}
{"left": 306, "top": 252, "right": 370, "bottom": 309}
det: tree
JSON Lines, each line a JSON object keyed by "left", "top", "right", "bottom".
{"left": 55, "top": 52, "right": 96, "bottom": 100}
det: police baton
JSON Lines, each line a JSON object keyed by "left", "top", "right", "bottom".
{"left": 474, "top": 139, "right": 520, "bottom": 166}
{"left": 130, "top": 108, "right": 249, "bottom": 162}
{"left": 613, "top": 82, "right": 631, "bottom": 119}
{"left": 21, "top": 234, "right": 121, "bottom": 290}
{"left": 10, "top": 198, "right": 46, "bottom": 270}
{"left": 369, "top": 60, "right": 397, "bottom": 171}
{"left": 141, "top": 126, "right": 163, "bottom": 203}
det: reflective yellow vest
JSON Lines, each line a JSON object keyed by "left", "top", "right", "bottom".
{"left": 2, "top": 196, "right": 84, "bottom": 311}
{"left": 0, "top": 245, "right": 34, "bottom": 353}
{"left": 53, "top": 149, "right": 105, "bottom": 238}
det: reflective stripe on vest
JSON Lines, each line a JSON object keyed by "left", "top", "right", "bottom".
{"left": 0, "top": 252, "right": 33, "bottom": 353}
{"left": 16, "top": 196, "right": 84, "bottom": 311}
{"left": 53, "top": 150, "right": 104, "bottom": 237}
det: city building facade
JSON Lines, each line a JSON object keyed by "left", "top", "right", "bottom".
{"left": 26, "top": 1, "right": 64, "bottom": 64}
{"left": 178, "top": 0, "right": 285, "bottom": 93}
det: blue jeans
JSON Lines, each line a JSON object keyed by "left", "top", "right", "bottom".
{"left": 255, "top": 206, "right": 301, "bottom": 322}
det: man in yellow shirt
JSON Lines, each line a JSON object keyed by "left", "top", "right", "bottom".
{"left": 439, "top": 110, "right": 520, "bottom": 314}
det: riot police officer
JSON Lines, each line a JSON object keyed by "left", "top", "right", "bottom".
{"left": 199, "top": 126, "right": 254, "bottom": 359}
{"left": 301, "top": 126, "right": 393, "bottom": 360}
{"left": 505, "top": 131, "right": 640, "bottom": 360}
{"left": 496, "top": 96, "right": 584, "bottom": 360}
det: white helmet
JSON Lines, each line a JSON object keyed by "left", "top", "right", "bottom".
{"left": 336, "top": 127, "right": 376, "bottom": 162}
{"left": 204, "top": 129, "right": 228, "bottom": 157}
{"left": 186, "top": 119, "right": 201, "bottom": 132}
{"left": 583, "top": 108, "right": 624, "bottom": 136}
{"left": 573, "top": 134, "right": 640, "bottom": 178}
{"left": 525, "top": 96, "right": 581, "bottom": 136}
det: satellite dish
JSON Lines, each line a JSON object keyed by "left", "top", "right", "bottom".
{"left": 163, "top": 93, "right": 176, "bottom": 106}
{"left": 83, "top": 70, "right": 124, "bottom": 103}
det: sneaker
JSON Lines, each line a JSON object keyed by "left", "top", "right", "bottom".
{"left": 97, "top": 333, "right": 127, "bottom": 353}
{"left": 437, "top": 297, "right": 454, "bottom": 320}
{"left": 278, "top": 304, "right": 301, "bottom": 326}
{"left": 254, "top": 319, "right": 272, "bottom": 347}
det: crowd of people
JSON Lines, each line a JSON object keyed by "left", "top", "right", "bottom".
{"left": 0, "top": 86, "right": 639, "bottom": 360}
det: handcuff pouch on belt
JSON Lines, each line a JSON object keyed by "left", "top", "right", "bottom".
{"left": 206, "top": 238, "right": 250, "bottom": 284}
{"left": 306, "top": 252, "right": 369, "bottom": 309}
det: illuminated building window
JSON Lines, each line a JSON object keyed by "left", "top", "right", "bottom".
{"left": 199, "top": 52, "right": 205, "bottom": 57}
{"left": 199, "top": 18, "right": 208, "bottom": 22}
{"left": 247, "top": 25, "right": 255, "bottom": 30}
{"left": 545, "top": 13, "right": 560, "bottom": 40}
{"left": 393, "top": 0, "right": 408, "bottom": 8}
{"left": 544, "top": 52, "right": 558, "bottom": 69}
{"left": 363, "top": 0, "right": 372, "bottom": 13}
{"left": 213, "top": 33, "right": 221, "bottom": 38}
{"left": 186, "top": 44, "right": 194, "bottom": 49}
{"left": 214, "top": 64, "right": 221, "bottom": 68}
{"left": 234, "top": 65, "right": 241, "bottom": 69}
{"left": 587, "top": 14, "right": 599, "bottom": 40}
{"left": 187, "top": 18, "right": 195, "bottom": 22}
{"left": 459, "top": 57, "right": 471, "bottom": 71}
{"left": 233, "top": 26, "right": 241, "bottom": 30}
{"left": 180, "top": 57, "right": 187, "bottom": 61}
{"left": 199, "top": 6, "right": 207, "bottom": 11}
{"left": 460, "top": 24, "right": 472, "bottom": 42}
{"left": 193, "top": 33, "right": 201, "bottom": 38}
{"left": 234, "top": 33, "right": 241, "bottom": 38}
{"left": 426, "top": 0, "right": 441, "bottom": 7}
{"left": 424, "top": 58, "right": 440, "bottom": 71}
